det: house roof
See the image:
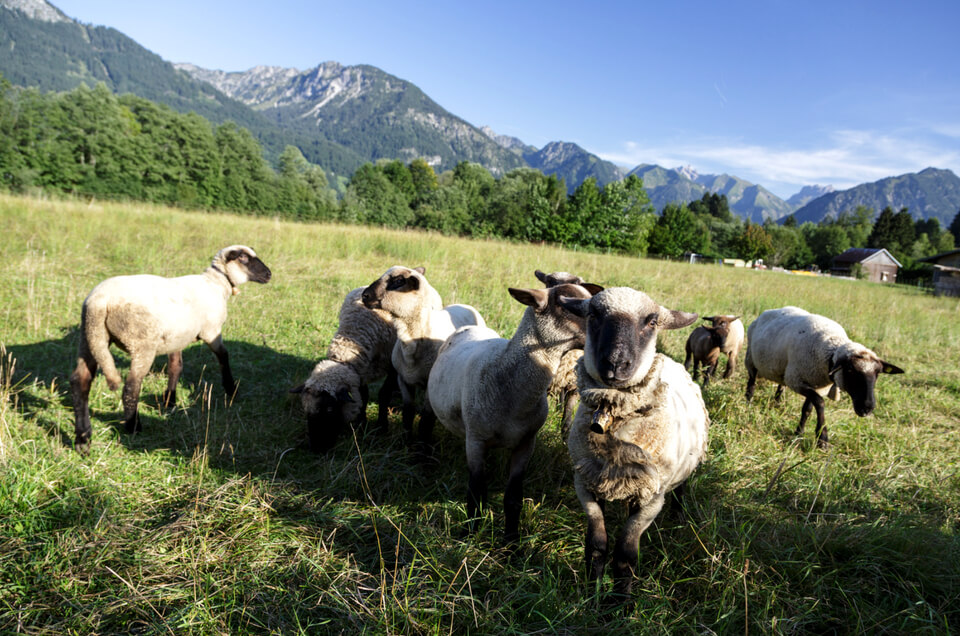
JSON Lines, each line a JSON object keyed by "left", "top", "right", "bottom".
{"left": 833, "top": 247, "right": 902, "bottom": 268}
{"left": 918, "top": 248, "right": 960, "bottom": 264}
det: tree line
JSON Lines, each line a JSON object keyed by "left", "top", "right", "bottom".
{"left": 1, "top": 77, "right": 957, "bottom": 274}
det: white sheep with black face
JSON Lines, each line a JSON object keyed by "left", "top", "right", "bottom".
{"left": 291, "top": 287, "right": 398, "bottom": 453}
{"left": 744, "top": 306, "right": 904, "bottom": 448}
{"left": 427, "top": 281, "right": 601, "bottom": 544}
{"left": 361, "top": 265, "right": 485, "bottom": 445}
{"left": 558, "top": 286, "right": 708, "bottom": 601}
{"left": 69, "top": 245, "right": 272, "bottom": 453}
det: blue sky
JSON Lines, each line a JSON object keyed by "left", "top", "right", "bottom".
{"left": 52, "top": 0, "right": 960, "bottom": 199}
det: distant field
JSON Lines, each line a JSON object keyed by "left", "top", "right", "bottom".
{"left": 1, "top": 192, "right": 958, "bottom": 634}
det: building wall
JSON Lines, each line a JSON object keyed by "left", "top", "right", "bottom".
{"left": 865, "top": 262, "right": 898, "bottom": 283}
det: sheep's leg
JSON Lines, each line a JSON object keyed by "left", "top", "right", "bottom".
{"left": 796, "top": 389, "right": 826, "bottom": 447}
{"left": 691, "top": 359, "right": 700, "bottom": 380}
{"left": 723, "top": 353, "right": 737, "bottom": 379}
{"left": 465, "top": 438, "right": 487, "bottom": 534}
{"left": 358, "top": 383, "right": 370, "bottom": 425}
{"left": 162, "top": 350, "right": 182, "bottom": 408}
{"left": 398, "top": 379, "right": 417, "bottom": 439}
{"left": 774, "top": 384, "right": 784, "bottom": 402}
{"left": 745, "top": 364, "right": 758, "bottom": 401}
{"left": 574, "top": 476, "right": 608, "bottom": 583}
{"left": 504, "top": 432, "right": 537, "bottom": 544}
{"left": 683, "top": 348, "right": 692, "bottom": 371}
{"left": 122, "top": 353, "right": 155, "bottom": 434}
{"left": 560, "top": 390, "right": 579, "bottom": 439}
{"left": 417, "top": 398, "right": 436, "bottom": 449}
{"left": 69, "top": 341, "right": 98, "bottom": 453}
{"left": 206, "top": 335, "right": 236, "bottom": 397}
{"left": 703, "top": 361, "right": 718, "bottom": 387}
{"left": 376, "top": 368, "right": 399, "bottom": 433}
{"left": 612, "top": 495, "right": 666, "bottom": 600}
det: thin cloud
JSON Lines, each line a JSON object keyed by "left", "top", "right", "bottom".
{"left": 602, "top": 129, "right": 960, "bottom": 194}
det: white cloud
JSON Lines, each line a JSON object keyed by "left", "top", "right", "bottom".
{"left": 600, "top": 128, "right": 960, "bottom": 198}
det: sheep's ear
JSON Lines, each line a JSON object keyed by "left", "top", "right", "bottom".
{"left": 881, "top": 361, "right": 905, "bottom": 375}
{"left": 659, "top": 308, "right": 698, "bottom": 330}
{"left": 289, "top": 384, "right": 305, "bottom": 394}
{"left": 414, "top": 266, "right": 426, "bottom": 275}
{"left": 702, "top": 316, "right": 715, "bottom": 323}
{"left": 557, "top": 296, "right": 590, "bottom": 318}
{"left": 534, "top": 270, "right": 548, "bottom": 284}
{"left": 582, "top": 283, "right": 604, "bottom": 296}
{"left": 509, "top": 287, "right": 548, "bottom": 311}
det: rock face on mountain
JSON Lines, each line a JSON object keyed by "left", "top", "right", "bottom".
{"left": 1, "top": 0, "right": 67, "bottom": 22}
{"left": 787, "top": 185, "right": 835, "bottom": 210}
{"left": 522, "top": 141, "right": 626, "bottom": 192}
{"left": 790, "top": 168, "right": 960, "bottom": 225}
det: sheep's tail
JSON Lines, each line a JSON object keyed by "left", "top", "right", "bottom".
{"left": 81, "top": 299, "right": 122, "bottom": 390}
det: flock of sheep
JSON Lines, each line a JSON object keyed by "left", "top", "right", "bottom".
{"left": 66, "top": 244, "right": 905, "bottom": 602}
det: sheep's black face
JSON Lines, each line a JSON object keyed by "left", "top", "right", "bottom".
{"left": 304, "top": 389, "right": 351, "bottom": 453}
{"left": 225, "top": 247, "right": 272, "bottom": 284}
{"left": 708, "top": 325, "right": 728, "bottom": 348}
{"left": 362, "top": 266, "right": 422, "bottom": 309}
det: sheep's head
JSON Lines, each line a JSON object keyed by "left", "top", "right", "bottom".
{"left": 290, "top": 362, "right": 362, "bottom": 453}
{"left": 508, "top": 282, "right": 603, "bottom": 350}
{"left": 829, "top": 343, "right": 904, "bottom": 416}
{"left": 535, "top": 269, "right": 586, "bottom": 288}
{"left": 362, "top": 266, "right": 442, "bottom": 320}
{"left": 214, "top": 245, "right": 272, "bottom": 288}
{"left": 559, "top": 287, "right": 697, "bottom": 388}
{"left": 704, "top": 323, "right": 728, "bottom": 348}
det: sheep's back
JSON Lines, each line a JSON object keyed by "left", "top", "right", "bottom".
{"left": 327, "top": 288, "right": 397, "bottom": 384}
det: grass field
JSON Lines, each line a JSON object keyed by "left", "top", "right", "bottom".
{"left": 1, "top": 192, "right": 958, "bottom": 634}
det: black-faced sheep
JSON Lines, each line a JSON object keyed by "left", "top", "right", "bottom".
{"left": 703, "top": 315, "right": 744, "bottom": 379}
{"left": 535, "top": 269, "right": 589, "bottom": 435}
{"left": 744, "top": 306, "right": 904, "bottom": 448}
{"left": 69, "top": 245, "right": 271, "bottom": 453}
{"left": 683, "top": 322, "right": 729, "bottom": 387}
{"left": 558, "top": 287, "right": 708, "bottom": 600}
{"left": 427, "top": 281, "right": 601, "bottom": 543}
{"left": 290, "top": 287, "right": 398, "bottom": 453}
{"left": 361, "top": 266, "right": 485, "bottom": 445}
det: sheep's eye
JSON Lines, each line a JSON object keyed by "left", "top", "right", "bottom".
{"left": 386, "top": 276, "right": 406, "bottom": 291}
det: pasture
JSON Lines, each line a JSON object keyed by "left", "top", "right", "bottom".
{"left": 1, "top": 192, "right": 958, "bottom": 634}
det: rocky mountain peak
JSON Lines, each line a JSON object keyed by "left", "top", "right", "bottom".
{"left": 0, "top": 0, "right": 69, "bottom": 22}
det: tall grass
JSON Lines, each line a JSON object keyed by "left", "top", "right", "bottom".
{"left": 0, "top": 192, "right": 957, "bottom": 634}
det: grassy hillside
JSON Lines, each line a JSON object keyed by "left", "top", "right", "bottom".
{"left": 1, "top": 193, "right": 958, "bottom": 633}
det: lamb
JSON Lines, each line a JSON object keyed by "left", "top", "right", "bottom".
{"left": 427, "top": 281, "right": 601, "bottom": 543}
{"left": 744, "top": 306, "right": 904, "bottom": 448}
{"left": 703, "top": 314, "right": 744, "bottom": 378}
{"left": 69, "top": 245, "right": 271, "bottom": 453}
{"left": 535, "top": 269, "right": 589, "bottom": 435}
{"left": 290, "top": 287, "right": 398, "bottom": 453}
{"left": 361, "top": 266, "right": 485, "bottom": 444}
{"left": 557, "top": 287, "right": 708, "bottom": 600}
{"left": 683, "top": 321, "right": 730, "bottom": 387}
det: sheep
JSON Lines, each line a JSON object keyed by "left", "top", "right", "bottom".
{"left": 703, "top": 314, "right": 744, "bottom": 379}
{"left": 290, "top": 287, "right": 398, "bottom": 453}
{"left": 744, "top": 306, "right": 904, "bottom": 448}
{"left": 427, "top": 281, "right": 602, "bottom": 543}
{"left": 69, "top": 245, "right": 271, "bottom": 453}
{"left": 535, "top": 269, "right": 588, "bottom": 436}
{"left": 557, "top": 287, "right": 708, "bottom": 600}
{"left": 361, "top": 265, "right": 485, "bottom": 445}
{"left": 683, "top": 322, "right": 730, "bottom": 387}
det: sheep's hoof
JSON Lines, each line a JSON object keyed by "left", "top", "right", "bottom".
{"left": 124, "top": 416, "right": 142, "bottom": 434}
{"left": 161, "top": 390, "right": 176, "bottom": 409}
{"left": 74, "top": 437, "right": 90, "bottom": 455}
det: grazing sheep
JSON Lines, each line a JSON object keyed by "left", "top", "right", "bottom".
{"left": 683, "top": 322, "right": 729, "bottom": 386}
{"left": 361, "top": 266, "right": 485, "bottom": 444}
{"left": 69, "top": 245, "right": 271, "bottom": 453}
{"left": 428, "top": 281, "right": 601, "bottom": 543}
{"left": 558, "top": 287, "right": 708, "bottom": 600}
{"left": 290, "top": 287, "right": 398, "bottom": 453}
{"left": 703, "top": 315, "right": 744, "bottom": 379}
{"left": 744, "top": 306, "right": 904, "bottom": 448}
{"left": 536, "top": 269, "right": 589, "bottom": 435}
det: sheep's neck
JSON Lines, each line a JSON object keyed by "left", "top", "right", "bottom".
{"left": 204, "top": 266, "right": 235, "bottom": 299}
{"left": 498, "top": 311, "right": 571, "bottom": 401}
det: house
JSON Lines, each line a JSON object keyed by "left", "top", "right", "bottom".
{"left": 918, "top": 249, "right": 960, "bottom": 297}
{"left": 831, "top": 248, "right": 901, "bottom": 283}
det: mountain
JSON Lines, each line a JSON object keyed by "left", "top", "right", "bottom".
{"left": 627, "top": 164, "right": 793, "bottom": 222}
{"left": 787, "top": 184, "right": 835, "bottom": 209}
{"left": 0, "top": 0, "right": 365, "bottom": 176}
{"left": 521, "top": 141, "right": 625, "bottom": 192}
{"left": 790, "top": 168, "right": 960, "bottom": 225}
{"left": 176, "top": 62, "right": 526, "bottom": 177}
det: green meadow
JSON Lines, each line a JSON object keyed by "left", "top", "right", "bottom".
{"left": 1, "top": 193, "right": 958, "bottom": 634}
